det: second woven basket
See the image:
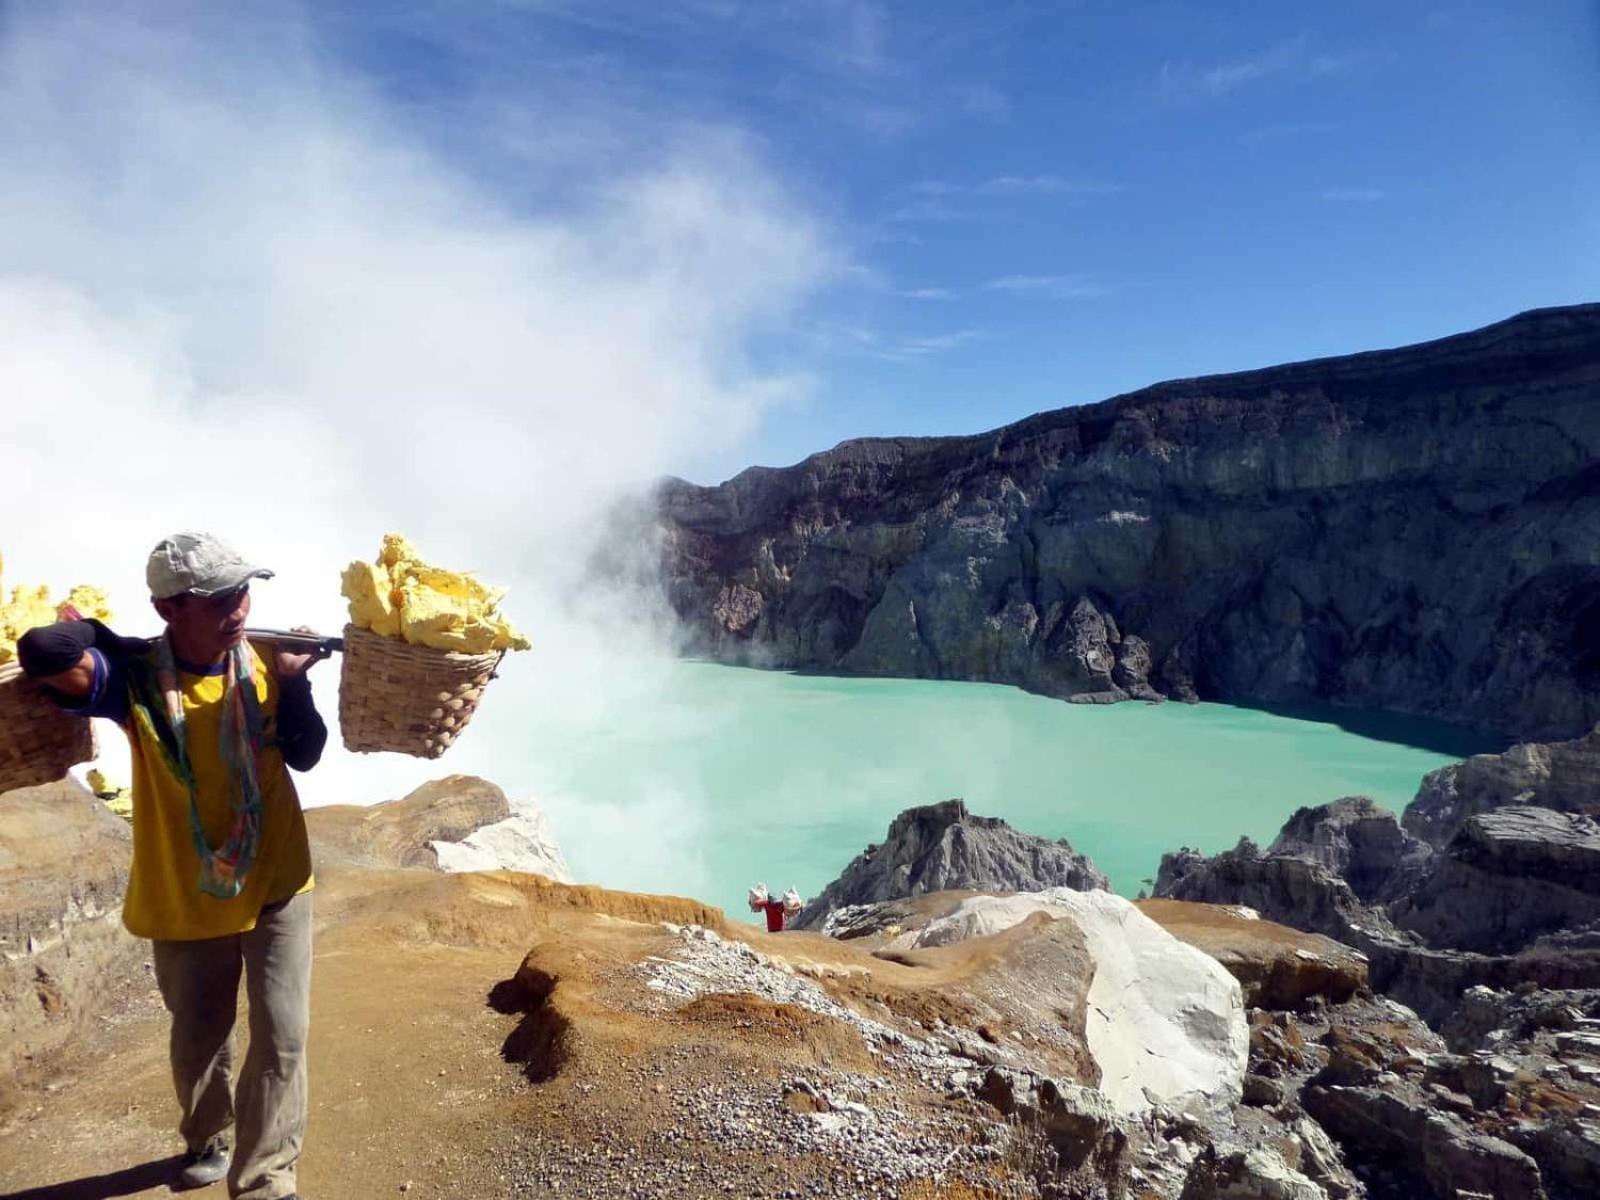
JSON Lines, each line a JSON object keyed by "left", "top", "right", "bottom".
{"left": 0, "top": 662, "right": 96, "bottom": 794}
{"left": 337, "top": 625, "right": 503, "bottom": 759}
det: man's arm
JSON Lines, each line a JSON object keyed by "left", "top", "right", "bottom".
{"left": 274, "top": 675, "right": 328, "bottom": 772}
{"left": 17, "top": 622, "right": 98, "bottom": 698}
{"left": 269, "top": 628, "right": 330, "bottom": 772}
{"left": 17, "top": 620, "right": 133, "bottom": 721}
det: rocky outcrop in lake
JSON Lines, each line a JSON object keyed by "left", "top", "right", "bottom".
{"left": 655, "top": 303, "right": 1600, "bottom": 741}
{"left": 791, "top": 798, "right": 1107, "bottom": 931}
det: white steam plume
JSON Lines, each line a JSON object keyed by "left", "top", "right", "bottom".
{"left": 0, "top": 8, "right": 833, "bottom": 865}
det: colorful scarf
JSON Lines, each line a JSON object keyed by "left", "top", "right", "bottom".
{"left": 129, "top": 636, "right": 266, "bottom": 899}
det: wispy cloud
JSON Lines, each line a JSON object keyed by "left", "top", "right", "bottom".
{"left": 983, "top": 273, "right": 1103, "bottom": 299}
{"left": 894, "top": 174, "right": 1119, "bottom": 221}
{"left": 1238, "top": 120, "right": 1341, "bottom": 147}
{"left": 813, "top": 320, "right": 984, "bottom": 361}
{"left": 953, "top": 83, "right": 1011, "bottom": 119}
{"left": 1320, "top": 187, "right": 1384, "bottom": 203}
{"left": 894, "top": 328, "right": 985, "bottom": 356}
{"left": 838, "top": 263, "right": 957, "bottom": 301}
{"left": 1310, "top": 48, "right": 1396, "bottom": 76}
{"left": 811, "top": 0, "right": 891, "bottom": 75}
{"left": 976, "top": 175, "right": 1121, "bottom": 197}
{"left": 1181, "top": 36, "right": 1308, "bottom": 96}
{"left": 891, "top": 197, "right": 968, "bottom": 223}
{"left": 1162, "top": 35, "right": 1388, "bottom": 101}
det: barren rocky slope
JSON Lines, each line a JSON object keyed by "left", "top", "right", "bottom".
{"left": 0, "top": 778, "right": 1390, "bottom": 1200}
{"left": 655, "top": 303, "right": 1600, "bottom": 741}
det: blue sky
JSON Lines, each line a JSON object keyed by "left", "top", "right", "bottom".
{"left": 304, "top": 1, "right": 1600, "bottom": 478}
{"left": 4, "top": 0, "right": 1597, "bottom": 496}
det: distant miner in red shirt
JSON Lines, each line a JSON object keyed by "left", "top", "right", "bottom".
{"left": 747, "top": 884, "right": 803, "bottom": 932}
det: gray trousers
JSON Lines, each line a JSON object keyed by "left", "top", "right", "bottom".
{"left": 151, "top": 892, "right": 312, "bottom": 1200}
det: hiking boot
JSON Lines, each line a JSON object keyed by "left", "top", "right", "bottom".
{"left": 175, "top": 1135, "right": 230, "bottom": 1189}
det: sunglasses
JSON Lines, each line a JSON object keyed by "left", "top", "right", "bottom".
{"left": 194, "top": 584, "right": 251, "bottom": 609}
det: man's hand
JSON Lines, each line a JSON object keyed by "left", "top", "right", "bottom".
{"left": 273, "top": 626, "right": 329, "bottom": 679}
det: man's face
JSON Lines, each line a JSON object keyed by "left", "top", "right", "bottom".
{"left": 153, "top": 585, "right": 252, "bottom": 658}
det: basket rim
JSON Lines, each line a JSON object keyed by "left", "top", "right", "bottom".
{"left": 341, "top": 623, "right": 505, "bottom": 666}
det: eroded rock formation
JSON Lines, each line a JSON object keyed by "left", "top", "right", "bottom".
{"left": 792, "top": 798, "right": 1107, "bottom": 931}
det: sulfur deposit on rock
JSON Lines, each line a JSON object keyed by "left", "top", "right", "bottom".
{"left": 341, "top": 533, "right": 531, "bottom": 654}
{"left": 0, "top": 552, "right": 114, "bottom": 664}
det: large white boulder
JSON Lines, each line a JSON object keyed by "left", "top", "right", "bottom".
{"left": 911, "top": 888, "right": 1248, "bottom": 1114}
{"left": 430, "top": 794, "right": 574, "bottom": 882}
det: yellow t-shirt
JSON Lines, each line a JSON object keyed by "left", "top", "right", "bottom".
{"left": 119, "top": 644, "right": 314, "bottom": 940}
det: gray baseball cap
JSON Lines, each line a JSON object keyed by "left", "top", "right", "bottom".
{"left": 147, "top": 532, "right": 275, "bottom": 600}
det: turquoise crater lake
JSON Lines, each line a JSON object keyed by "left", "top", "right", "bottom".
{"left": 527, "top": 662, "right": 1490, "bottom": 926}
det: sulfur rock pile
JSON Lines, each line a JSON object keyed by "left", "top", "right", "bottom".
{"left": 341, "top": 534, "right": 531, "bottom": 655}
{"left": 0, "top": 552, "right": 113, "bottom": 665}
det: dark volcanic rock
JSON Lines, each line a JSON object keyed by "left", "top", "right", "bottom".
{"left": 792, "top": 799, "right": 1107, "bottom": 931}
{"left": 1154, "top": 835, "right": 1396, "bottom": 949}
{"left": 1392, "top": 808, "right": 1600, "bottom": 955}
{"left": 1405, "top": 727, "right": 1600, "bottom": 848}
{"left": 1303, "top": 1084, "right": 1546, "bottom": 1200}
{"left": 655, "top": 304, "right": 1600, "bottom": 741}
{"left": 1269, "top": 797, "right": 1434, "bottom": 905}
{"left": 1153, "top": 795, "right": 1600, "bottom": 1025}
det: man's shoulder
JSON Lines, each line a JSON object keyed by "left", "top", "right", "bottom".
{"left": 86, "top": 620, "right": 158, "bottom": 662}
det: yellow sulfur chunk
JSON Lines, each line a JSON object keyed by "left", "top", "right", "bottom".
{"left": 340, "top": 560, "right": 401, "bottom": 639}
{"left": 397, "top": 578, "right": 501, "bottom": 654}
{"left": 88, "top": 768, "right": 132, "bottom": 822}
{"left": 60, "top": 585, "right": 114, "bottom": 622}
{"left": 0, "top": 553, "right": 116, "bottom": 666}
{"left": 341, "top": 534, "right": 531, "bottom": 654}
{"left": 377, "top": 533, "right": 422, "bottom": 571}
{"left": 7, "top": 585, "right": 56, "bottom": 634}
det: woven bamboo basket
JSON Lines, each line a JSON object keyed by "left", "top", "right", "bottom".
{"left": 338, "top": 625, "right": 504, "bottom": 758}
{"left": 0, "top": 661, "right": 96, "bottom": 795}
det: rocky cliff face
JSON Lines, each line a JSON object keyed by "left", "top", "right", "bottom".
{"left": 656, "top": 304, "right": 1600, "bottom": 740}
{"left": 791, "top": 799, "right": 1107, "bottom": 930}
